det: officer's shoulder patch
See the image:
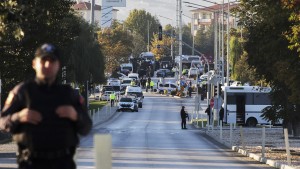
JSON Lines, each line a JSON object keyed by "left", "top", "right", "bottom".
{"left": 4, "top": 82, "right": 25, "bottom": 106}
{"left": 4, "top": 92, "right": 15, "bottom": 106}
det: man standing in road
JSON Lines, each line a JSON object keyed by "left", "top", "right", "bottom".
{"left": 150, "top": 80, "right": 154, "bottom": 92}
{"left": 110, "top": 92, "right": 116, "bottom": 107}
{"left": 0, "top": 43, "right": 92, "bottom": 169}
{"left": 180, "top": 106, "right": 188, "bottom": 129}
{"left": 205, "top": 105, "right": 212, "bottom": 125}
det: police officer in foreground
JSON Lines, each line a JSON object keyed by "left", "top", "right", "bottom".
{"left": 0, "top": 43, "right": 92, "bottom": 169}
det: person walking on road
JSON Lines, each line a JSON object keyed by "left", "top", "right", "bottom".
{"left": 0, "top": 43, "right": 92, "bottom": 169}
{"left": 150, "top": 80, "right": 154, "bottom": 92}
{"left": 180, "top": 106, "right": 188, "bottom": 129}
{"left": 110, "top": 92, "right": 116, "bottom": 107}
{"left": 188, "top": 86, "right": 193, "bottom": 97}
{"left": 219, "top": 104, "right": 224, "bottom": 126}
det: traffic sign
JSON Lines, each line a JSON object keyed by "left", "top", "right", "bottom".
{"left": 102, "top": 0, "right": 126, "bottom": 7}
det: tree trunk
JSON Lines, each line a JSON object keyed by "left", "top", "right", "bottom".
{"left": 291, "top": 106, "right": 300, "bottom": 137}
{"left": 283, "top": 119, "right": 293, "bottom": 135}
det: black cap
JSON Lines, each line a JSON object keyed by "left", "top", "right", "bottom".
{"left": 35, "top": 43, "right": 60, "bottom": 60}
{"left": 182, "top": 106, "right": 185, "bottom": 108}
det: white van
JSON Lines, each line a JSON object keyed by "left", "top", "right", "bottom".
{"left": 125, "top": 86, "right": 144, "bottom": 108}
{"left": 120, "top": 63, "right": 133, "bottom": 73}
{"left": 128, "top": 73, "right": 140, "bottom": 85}
{"left": 157, "top": 83, "right": 179, "bottom": 94}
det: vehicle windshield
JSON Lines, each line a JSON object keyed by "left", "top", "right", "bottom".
{"left": 122, "top": 66, "right": 132, "bottom": 71}
{"left": 127, "top": 92, "right": 143, "bottom": 97}
{"left": 102, "top": 86, "right": 114, "bottom": 92}
{"left": 120, "top": 98, "right": 132, "bottom": 102}
{"left": 112, "top": 86, "right": 121, "bottom": 91}
{"left": 123, "top": 80, "right": 131, "bottom": 84}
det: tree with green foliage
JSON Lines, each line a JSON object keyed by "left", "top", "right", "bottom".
{"left": 237, "top": 0, "right": 300, "bottom": 136}
{"left": 0, "top": 0, "right": 106, "bottom": 106}
{"left": 98, "top": 24, "right": 134, "bottom": 74}
{"left": 0, "top": 0, "right": 79, "bottom": 103}
{"left": 281, "top": 0, "right": 300, "bottom": 53}
{"left": 182, "top": 24, "right": 193, "bottom": 55}
{"left": 132, "top": 32, "right": 147, "bottom": 57}
{"left": 68, "top": 19, "right": 105, "bottom": 85}
{"left": 150, "top": 34, "right": 173, "bottom": 60}
{"left": 125, "top": 9, "right": 160, "bottom": 51}
{"left": 233, "top": 52, "right": 258, "bottom": 85}
{"left": 194, "top": 25, "right": 214, "bottom": 57}
{"left": 229, "top": 32, "right": 243, "bottom": 79}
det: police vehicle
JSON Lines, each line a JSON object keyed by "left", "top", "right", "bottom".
{"left": 125, "top": 86, "right": 144, "bottom": 108}
{"left": 117, "top": 97, "right": 138, "bottom": 112}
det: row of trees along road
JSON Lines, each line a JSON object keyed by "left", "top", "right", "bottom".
{"left": 234, "top": 0, "right": 300, "bottom": 136}
{"left": 0, "top": 1, "right": 105, "bottom": 107}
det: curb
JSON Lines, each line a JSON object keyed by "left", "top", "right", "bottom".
{"left": 232, "top": 146, "right": 299, "bottom": 169}
{"left": 193, "top": 121, "right": 299, "bottom": 169}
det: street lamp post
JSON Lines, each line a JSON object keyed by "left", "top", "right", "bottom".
{"left": 226, "top": 0, "right": 230, "bottom": 85}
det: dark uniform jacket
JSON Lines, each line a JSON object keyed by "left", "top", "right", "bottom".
{"left": 0, "top": 79, "right": 92, "bottom": 151}
{"left": 180, "top": 109, "right": 188, "bottom": 119}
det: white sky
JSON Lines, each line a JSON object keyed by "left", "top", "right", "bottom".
{"left": 95, "top": 0, "right": 221, "bottom": 26}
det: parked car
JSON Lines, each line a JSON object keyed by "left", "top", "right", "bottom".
{"left": 98, "top": 91, "right": 114, "bottom": 101}
{"left": 188, "top": 68, "right": 200, "bottom": 78}
{"left": 116, "top": 72, "right": 127, "bottom": 80}
{"left": 121, "top": 78, "right": 133, "bottom": 88}
{"left": 157, "top": 83, "right": 179, "bottom": 94}
{"left": 117, "top": 97, "right": 138, "bottom": 112}
{"left": 199, "top": 74, "right": 208, "bottom": 81}
{"left": 231, "top": 81, "right": 242, "bottom": 86}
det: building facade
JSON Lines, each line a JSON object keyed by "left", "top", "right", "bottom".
{"left": 190, "top": 3, "right": 238, "bottom": 36}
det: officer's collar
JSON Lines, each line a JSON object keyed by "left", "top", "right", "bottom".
{"left": 35, "top": 78, "right": 57, "bottom": 87}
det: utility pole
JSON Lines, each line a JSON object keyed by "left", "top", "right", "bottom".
{"left": 90, "top": 0, "right": 95, "bottom": 24}
{"left": 192, "top": 14, "right": 195, "bottom": 55}
{"left": 226, "top": 0, "right": 230, "bottom": 85}
{"left": 178, "top": 0, "right": 183, "bottom": 87}
{"left": 171, "top": 28, "right": 174, "bottom": 60}
{"left": 147, "top": 20, "right": 150, "bottom": 52}
{"left": 214, "top": 11, "right": 218, "bottom": 71}
{"left": 221, "top": 0, "right": 225, "bottom": 85}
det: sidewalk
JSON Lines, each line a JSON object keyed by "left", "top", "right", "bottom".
{"left": 192, "top": 123, "right": 300, "bottom": 169}
{"left": 89, "top": 103, "right": 118, "bottom": 126}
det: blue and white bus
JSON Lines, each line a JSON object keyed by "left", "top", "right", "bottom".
{"left": 222, "top": 86, "right": 274, "bottom": 127}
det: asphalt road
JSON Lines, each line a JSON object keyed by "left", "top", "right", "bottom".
{"left": 76, "top": 92, "right": 275, "bottom": 169}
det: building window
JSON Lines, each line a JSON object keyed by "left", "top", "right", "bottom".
{"left": 194, "top": 13, "right": 199, "bottom": 19}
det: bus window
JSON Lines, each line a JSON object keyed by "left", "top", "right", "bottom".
{"left": 245, "top": 93, "right": 254, "bottom": 105}
{"left": 227, "top": 93, "right": 236, "bottom": 104}
{"left": 254, "top": 93, "right": 271, "bottom": 105}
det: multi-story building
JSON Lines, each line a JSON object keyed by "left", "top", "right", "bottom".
{"left": 190, "top": 3, "right": 238, "bottom": 36}
{"left": 72, "top": 1, "right": 118, "bottom": 27}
